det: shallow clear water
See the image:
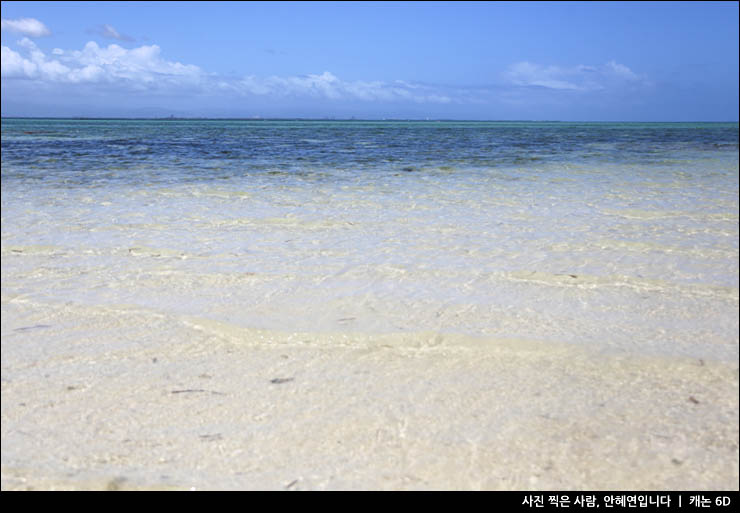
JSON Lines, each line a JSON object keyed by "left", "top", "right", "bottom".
{"left": 2, "top": 119, "right": 738, "bottom": 361}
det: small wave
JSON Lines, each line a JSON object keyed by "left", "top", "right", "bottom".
{"left": 177, "top": 314, "right": 564, "bottom": 354}
{"left": 601, "top": 208, "right": 684, "bottom": 220}
{"left": 125, "top": 246, "right": 192, "bottom": 259}
{"left": 602, "top": 208, "right": 739, "bottom": 222}
{"left": 548, "top": 239, "right": 738, "bottom": 260}
{"left": 505, "top": 270, "right": 739, "bottom": 300}
{"left": 210, "top": 215, "right": 356, "bottom": 231}
{"left": 2, "top": 244, "right": 67, "bottom": 257}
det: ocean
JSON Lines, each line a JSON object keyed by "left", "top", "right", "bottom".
{"left": 2, "top": 118, "right": 739, "bottom": 490}
{"left": 2, "top": 119, "right": 737, "bottom": 360}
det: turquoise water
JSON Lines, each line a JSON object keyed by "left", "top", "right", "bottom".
{"left": 3, "top": 119, "right": 738, "bottom": 186}
{"left": 2, "top": 119, "right": 738, "bottom": 360}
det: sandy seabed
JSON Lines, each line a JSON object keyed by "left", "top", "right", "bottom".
{"left": 1, "top": 296, "right": 738, "bottom": 491}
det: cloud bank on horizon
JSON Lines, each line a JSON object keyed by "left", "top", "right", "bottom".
{"left": 502, "top": 61, "right": 649, "bottom": 92}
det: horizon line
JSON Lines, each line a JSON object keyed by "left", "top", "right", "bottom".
{"left": 2, "top": 116, "right": 738, "bottom": 123}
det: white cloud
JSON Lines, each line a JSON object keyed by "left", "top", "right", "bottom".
{"left": 235, "top": 72, "right": 454, "bottom": 104}
{"left": 502, "top": 60, "right": 647, "bottom": 92}
{"left": 2, "top": 38, "right": 202, "bottom": 87}
{"left": 1, "top": 17, "right": 51, "bottom": 37}
{"left": 97, "top": 24, "right": 135, "bottom": 42}
{"left": 1, "top": 37, "right": 457, "bottom": 104}
{"left": 503, "top": 62, "right": 583, "bottom": 90}
{"left": 603, "top": 60, "right": 639, "bottom": 80}
{"left": 103, "top": 24, "right": 122, "bottom": 39}
{"left": 1, "top": 45, "right": 38, "bottom": 77}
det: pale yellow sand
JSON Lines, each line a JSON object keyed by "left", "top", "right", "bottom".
{"left": 1, "top": 297, "right": 738, "bottom": 491}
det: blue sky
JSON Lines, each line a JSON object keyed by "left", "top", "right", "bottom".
{"left": 1, "top": 1, "right": 738, "bottom": 120}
